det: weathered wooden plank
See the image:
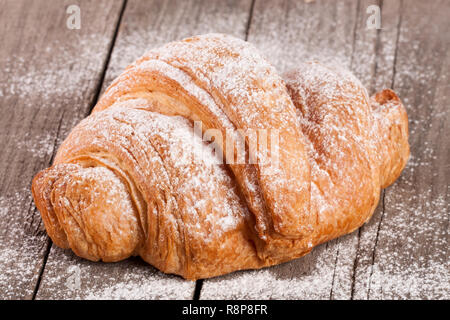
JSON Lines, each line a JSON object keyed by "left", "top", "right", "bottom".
{"left": 356, "top": 0, "right": 450, "bottom": 299}
{"left": 0, "top": 0, "right": 125, "bottom": 299}
{"left": 36, "top": 0, "right": 253, "bottom": 300}
{"left": 350, "top": 0, "right": 402, "bottom": 299}
{"left": 201, "top": 0, "right": 362, "bottom": 299}
{"left": 328, "top": 0, "right": 404, "bottom": 300}
{"left": 101, "top": 0, "right": 253, "bottom": 92}
{"left": 201, "top": 0, "right": 449, "bottom": 300}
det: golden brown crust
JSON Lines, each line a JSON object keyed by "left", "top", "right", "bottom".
{"left": 370, "top": 89, "right": 410, "bottom": 188}
{"left": 283, "top": 62, "right": 409, "bottom": 245}
{"left": 31, "top": 34, "right": 409, "bottom": 280}
{"left": 94, "top": 34, "right": 315, "bottom": 243}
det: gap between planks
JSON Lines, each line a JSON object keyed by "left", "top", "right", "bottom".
{"left": 329, "top": 0, "right": 362, "bottom": 300}
{"left": 31, "top": 0, "right": 129, "bottom": 300}
{"left": 194, "top": 0, "right": 256, "bottom": 299}
{"left": 364, "top": 0, "right": 402, "bottom": 299}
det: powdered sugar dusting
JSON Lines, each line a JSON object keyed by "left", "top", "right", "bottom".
{"left": 4, "top": 0, "right": 445, "bottom": 298}
{"left": 36, "top": 248, "right": 194, "bottom": 300}
{"left": 247, "top": 1, "right": 356, "bottom": 74}
{"left": 1, "top": 33, "right": 110, "bottom": 108}
{"left": 201, "top": 240, "right": 341, "bottom": 299}
{"left": 102, "top": 0, "right": 251, "bottom": 91}
{"left": 0, "top": 188, "right": 48, "bottom": 299}
{"left": 102, "top": 106, "right": 246, "bottom": 240}
{"left": 201, "top": 2, "right": 448, "bottom": 299}
{"left": 15, "top": 133, "right": 55, "bottom": 160}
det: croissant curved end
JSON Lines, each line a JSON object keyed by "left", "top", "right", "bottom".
{"left": 32, "top": 164, "right": 141, "bottom": 262}
{"left": 371, "top": 89, "right": 410, "bottom": 188}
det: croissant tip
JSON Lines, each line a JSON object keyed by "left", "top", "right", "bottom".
{"left": 373, "top": 88, "right": 401, "bottom": 105}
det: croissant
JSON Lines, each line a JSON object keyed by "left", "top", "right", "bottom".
{"left": 31, "top": 34, "right": 409, "bottom": 280}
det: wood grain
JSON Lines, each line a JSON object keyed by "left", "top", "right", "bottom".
{"left": 200, "top": 0, "right": 360, "bottom": 299}
{"left": 0, "top": 0, "right": 125, "bottom": 299}
{"left": 101, "top": 0, "right": 253, "bottom": 93}
{"left": 35, "top": 0, "right": 254, "bottom": 300}
{"left": 1, "top": 0, "right": 448, "bottom": 300}
{"left": 358, "top": 0, "right": 450, "bottom": 299}
{"left": 200, "top": 0, "right": 449, "bottom": 300}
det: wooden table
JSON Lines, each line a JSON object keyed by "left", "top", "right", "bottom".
{"left": 0, "top": 0, "right": 448, "bottom": 300}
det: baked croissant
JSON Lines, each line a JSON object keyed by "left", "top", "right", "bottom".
{"left": 31, "top": 34, "right": 409, "bottom": 280}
